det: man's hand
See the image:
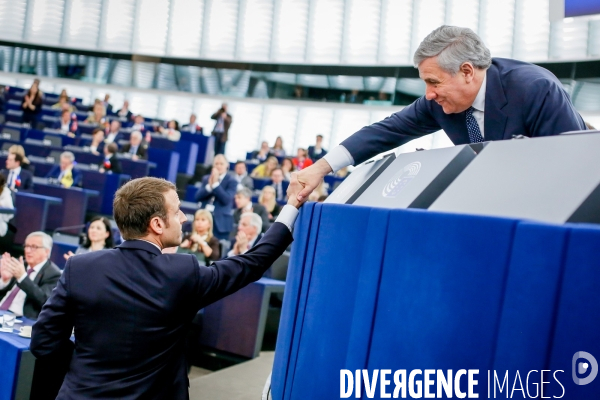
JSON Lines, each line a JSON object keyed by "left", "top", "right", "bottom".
{"left": 235, "top": 232, "right": 248, "bottom": 254}
{"left": 63, "top": 251, "right": 75, "bottom": 261}
{"left": 3, "top": 256, "right": 26, "bottom": 281}
{"left": 208, "top": 168, "right": 220, "bottom": 186}
{"left": 288, "top": 159, "right": 332, "bottom": 202}
{"left": 0, "top": 253, "right": 13, "bottom": 282}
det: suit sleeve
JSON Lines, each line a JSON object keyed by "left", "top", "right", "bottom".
{"left": 194, "top": 177, "right": 211, "bottom": 202}
{"left": 45, "top": 166, "right": 58, "bottom": 179}
{"left": 30, "top": 261, "right": 74, "bottom": 358}
{"left": 17, "top": 269, "right": 60, "bottom": 310}
{"left": 193, "top": 222, "right": 293, "bottom": 310}
{"left": 211, "top": 178, "right": 237, "bottom": 206}
{"left": 341, "top": 97, "right": 442, "bottom": 165}
{"left": 73, "top": 170, "right": 83, "bottom": 188}
{"left": 524, "top": 77, "right": 586, "bottom": 137}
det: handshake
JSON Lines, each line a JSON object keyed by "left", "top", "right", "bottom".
{"left": 286, "top": 159, "right": 333, "bottom": 209}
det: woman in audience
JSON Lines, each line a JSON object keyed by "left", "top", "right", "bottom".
{"left": 51, "top": 94, "right": 75, "bottom": 112}
{"left": 292, "top": 148, "right": 313, "bottom": 171}
{"left": 177, "top": 209, "right": 220, "bottom": 265}
{"left": 251, "top": 156, "right": 279, "bottom": 178}
{"left": 271, "top": 137, "right": 286, "bottom": 157}
{"left": 64, "top": 216, "right": 114, "bottom": 259}
{"left": 21, "top": 81, "right": 43, "bottom": 125}
{"left": 89, "top": 128, "right": 105, "bottom": 155}
{"left": 259, "top": 185, "right": 282, "bottom": 222}
{"left": 281, "top": 158, "right": 295, "bottom": 181}
{"left": 85, "top": 103, "right": 106, "bottom": 127}
{"left": 8, "top": 145, "right": 31, "bottom": 171}
{"left": 158, "top": 119, "right": 181, "bottom": 141}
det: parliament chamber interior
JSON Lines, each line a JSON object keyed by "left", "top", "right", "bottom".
{"left": 0, "top": 0, "right": 600, "bottom": 399}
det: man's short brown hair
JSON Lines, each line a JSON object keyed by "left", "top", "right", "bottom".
{"left": 113, "top": 177, "right": 176, "bottom": 240}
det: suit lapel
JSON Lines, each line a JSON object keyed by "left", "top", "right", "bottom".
{"left": 484, "top": 63, "right": 509, "bottom": 141}
{"left": 33, "top": 260, "right": 50, "bottom": 285}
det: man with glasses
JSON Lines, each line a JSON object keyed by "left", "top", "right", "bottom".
{"left": 0, "top": 232, "right": 60, "bottom": 319}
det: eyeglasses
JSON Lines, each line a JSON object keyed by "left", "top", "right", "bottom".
{"left": 24, "top": 245, "right": 45, "bottom": 251}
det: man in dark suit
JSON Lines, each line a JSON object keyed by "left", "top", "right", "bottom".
{"left": 291, "top": 25, "right": 587, "bottom": 201}
{"left": 31, "top": 177, "right": 302, "bottom": 399}
{"left": 211, "top": 103, "right": 232, "bottom": 155}
{"left": 182, "top": 113, "right": 201, "bottom": 133}
{"left": 307, "top": 134, "right": 328, "bottom": 162}
{"left": 233, "top": 188, "right": 270, "bottom": 233}
{"left": 46, "top": 151, "right": 83, "bottom": 188}
{"left": 120, "top": 131, "right": 148, "bottom": 160}
{"left": 1, "top": 152, "right": 33, "bottom": 192}
{"left": 99, "top": 143, "right": 122, "bottom": 174}
{"left": 229, "top": 161, "right": 253, "bottom": 190}
{"left": 227, "top": 212, "right": 264, "bottom": 257}
{"left": 52, "top": 109, "right": 78, "bottom": 136}
{"left": 270, "top": 168, "right": 289, "bottom": 202}
{"left": 0, "top": 232, "right": 61, "bottom": 319}
{"left": 195, "top": 154, "right": 238, "bottom": 240}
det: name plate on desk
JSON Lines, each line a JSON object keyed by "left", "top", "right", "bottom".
{"left": 429, "top": 132, "right": 600, "bottom": 224}
{"left": 325, "top": 153, "right": 395, "bottom": 204}
{"left": 353, "top": 145, "right": 476, "bottom": 209}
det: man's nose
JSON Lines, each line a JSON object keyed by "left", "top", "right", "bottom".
{"left": 425, "top": 86, "right": 437, "bottom": 101}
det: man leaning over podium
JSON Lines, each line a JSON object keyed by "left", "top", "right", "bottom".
{"left": 290, "top": 25, "right": 587, "bottom": 201}
{"left": 30, "top": 177, "right": 304, "bottom": 399}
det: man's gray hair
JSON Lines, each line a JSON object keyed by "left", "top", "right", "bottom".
{"left": 241, "top": 212, "right": 263, "bottom": 234}
{"left": 26, "top": 231, "right": 53, "bottom": 252}
{"left": 61, "top": 151, "right": 75, "bottom": 163}
{"left": 413, "top": 25, "right": 491, "bottom": 74}
{"left": 130, "top": 130, "right": 142, "bottom": 140}
{"left": 237, "top": 187, "right": 252, "bottom": 199}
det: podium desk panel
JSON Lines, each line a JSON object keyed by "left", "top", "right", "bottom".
{"left": 14, "top": 192, "right": 62, "bottom": 244}
{"left": 148, "top": 148, "right": 179, "bottom": 182}
{"left": 430, "top": 133, "right": 600, "bottom": 223}
{"left": 81, "top": 171, "right": 130, "bottom": 215}
{"left": 353, "top": 145, "right": 476, "bottom": 209}
{"left": 33, "top": 184, "right": 99, "bottom": 234}
{"left": 325, "top": 153, "right": 395, "bottom": 204}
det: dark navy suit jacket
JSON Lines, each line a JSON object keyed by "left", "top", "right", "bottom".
{"left": 194, "top": 173, "right": 237, "bottom": 235}
{"left": 30, "top": 223, "right": 293, "bottom": 399}
{"left": 0, "top": 168, "right": 33, "bottom": 191}
{"left": 342, "top": 58, "right": 587, "bottom": 165}
{"left": 45, "top": 165, "right": 83, "bottom": 188}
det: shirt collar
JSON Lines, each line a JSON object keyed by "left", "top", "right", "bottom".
{"left": 472, "top": 74, "right": 486, "bottom": 113}
{"left": 11, "top": 166, "right": 21, "bottom": 175}
{"left": 138, "top": 239, "right": 162, "bottom": 252}
{"left": 31, "top": 260, "right": 47, "bottom": 272}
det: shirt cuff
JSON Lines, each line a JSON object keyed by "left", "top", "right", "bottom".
{"left": 0, "top": 278, "right": 9, "bottom": 289}
{"left": 211, "top": 181, "right": 220, "bottom": 190}
{"left": 205, "top": 184, "right": 212, "bottom": 193}
{"left": 275, "top": 205, "right": 299, "bottom": 232}
{"left": 17, "top": 273, "right": 27, "bottom": 283}
{"left": 323, "top": 145, "right": 354, "bottom": 173}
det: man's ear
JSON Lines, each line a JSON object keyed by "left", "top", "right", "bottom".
{"left": 148, "top": 217, "right": 164, "bottom": 235}
{"left": 460, "top": 62, "right": 475, "bottom": 83}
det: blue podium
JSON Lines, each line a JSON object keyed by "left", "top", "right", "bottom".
{"left": 272, "top": 203, "right": 600, "bottom": 399}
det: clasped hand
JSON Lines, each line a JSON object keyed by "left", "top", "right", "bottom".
{"left": 286, "top": 159, "right": 333, "bottom": 208}
{"left": 0, "top": 253, "right": 26, "bottom": 282}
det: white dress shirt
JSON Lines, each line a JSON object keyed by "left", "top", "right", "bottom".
{"left": 0, "top": 260, "right": 47, "bottom": 316}
{"left": 204, "top": 173, "right": 228, "bottom": 193}
{"left": 0, "top": 187, "right": 14, "bottom": 236}
{"left": 7, "top": 167, "right": 21, "bottom": 190}
{"left": 323, "top": 74, "right": 488, "bottom": 173}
